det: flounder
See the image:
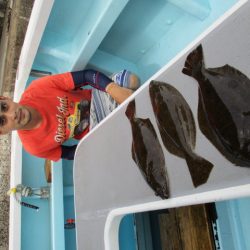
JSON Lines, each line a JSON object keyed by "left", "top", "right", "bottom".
{"left": 182, "top": 44, "right": 250, "bottom": 166}
{"left": 149, "top": 81, "right": 213, "bottom": 187}
{"left": 125, "top": 99, "right": 169, "bottom": 199}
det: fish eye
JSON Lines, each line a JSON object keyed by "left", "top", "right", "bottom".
{"left": 0, "top": 102, "right": 8, "bottom": 112}
{"left": 0, "top": 115, "right": 6, "bottom": 127}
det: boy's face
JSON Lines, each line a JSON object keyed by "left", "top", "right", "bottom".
{"left": 0, "top": 96, "right": 32, "bottom": 134}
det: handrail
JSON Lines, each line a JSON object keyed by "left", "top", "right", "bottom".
{"left": 50, "top": 161, "right": 65, "bottom": 250}
{"left": 9, "top": 1, "right": 54, "bottom": 250}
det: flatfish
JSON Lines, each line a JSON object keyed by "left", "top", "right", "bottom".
{"left": 149, "top": 81, "right": 213, "bottom": 187}
{"left": 125, "top": 99, "right": 169, "bottom": 199}
{"left": 182, "top": 44, "right": 250, "bottom": 166}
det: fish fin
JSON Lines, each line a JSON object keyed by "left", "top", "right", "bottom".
{"left": 185, "top": 153, "right": 213, "bottom": 187}
{"left": 207, "top": 64, "right": 242, "bottom": 76}
{"left": 197, "top": 92, "right": 216, "bottom": 145}
{"left": 131, "top": 143, "right": 136, "bottom": 162}
{"left": 125, "top": 99, "right": 136, "bottom": 120}
{"left": 182, "top": 44, "right": 204, "bottom": 80}
{"left": 131, "top": 143, "right": 145, "bottom": 173}
{"left": 207, "top": 64, "right": 233, "bottom": 76}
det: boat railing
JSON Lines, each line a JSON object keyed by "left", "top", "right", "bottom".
{"left": 9, "top": 1, "right": 54, "bottom": 250}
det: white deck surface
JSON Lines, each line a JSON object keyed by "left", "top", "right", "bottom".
{"left": 74, "top": 1, "right": 250, "bottom": 249}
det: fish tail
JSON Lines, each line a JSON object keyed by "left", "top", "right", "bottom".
{"left": 185, "top": 153, "right": 213, "bottom": 187}
{"left": 125, "top": 99, "right": 136, "bottom": 120}
{"left": 182, "top": 44, "right": 204, "bottom": 80}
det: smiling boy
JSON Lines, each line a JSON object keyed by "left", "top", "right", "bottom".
{"left": 0, "top": 69, "right": 139, "bottom": 161}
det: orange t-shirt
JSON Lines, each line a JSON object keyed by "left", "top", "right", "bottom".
{"left": 18, "top": 72, "right": 92, "bottom": 161}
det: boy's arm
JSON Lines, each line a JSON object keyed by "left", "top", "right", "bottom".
{"left": 71, "top": 69, "right": 133, "bottom": 104}
{"left": 71, "top": 69, "right": 112, "bottom": 91}
{"left": 25, "top": 69, "right": 111, "bottom": 93}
